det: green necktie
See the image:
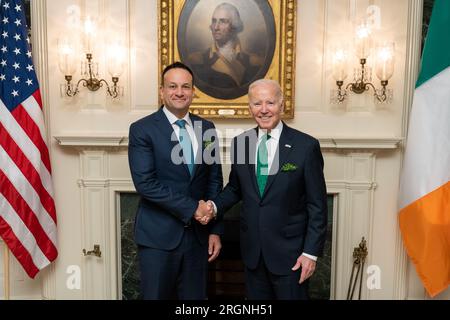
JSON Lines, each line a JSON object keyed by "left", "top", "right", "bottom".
{"left": 256, "top": 133, "right": 271, "bottom": 196}
{"left": 175, "top": 119, "right": 194, "bottom": 176}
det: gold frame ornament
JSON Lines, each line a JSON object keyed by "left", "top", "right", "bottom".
{"left": 159, "top": 0, "right": 297, "bottom": 118}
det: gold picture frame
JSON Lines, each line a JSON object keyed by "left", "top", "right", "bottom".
{"left": 159, "top": 0, "right": 296, "bottom": 119}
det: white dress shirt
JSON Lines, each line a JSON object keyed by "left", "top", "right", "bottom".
{"left": 162, "top": 107, "right": 198, "bottom": 159}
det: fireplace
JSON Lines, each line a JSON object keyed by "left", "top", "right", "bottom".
{"left": 55, "top": 135, "right": 399, "bottom": 299}
{"left": 119, "top": 193, "right": 334, "bottom": 300}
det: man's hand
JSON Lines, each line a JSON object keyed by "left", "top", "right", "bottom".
{"left": 194, "top": 200, "right": 214, "bottom": 225}
{"left": 208, "top": 234, "right": 221, "bottom": 262}
{"left": 200, "top": 200, "right": 216, "bottom": 224}
{"left": 292, "top": 254, "right": 316, "bottom": 284}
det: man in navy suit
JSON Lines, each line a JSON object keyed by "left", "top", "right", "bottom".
{"left": 207, "top": 79, "right": 327, "bottom": 300}
{"left": 128, "top": 62, "right": 223, "bottom": 299}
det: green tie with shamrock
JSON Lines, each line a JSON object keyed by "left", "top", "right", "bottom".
{"left": 256, "top": 133, "right": 271, "bottom": 196}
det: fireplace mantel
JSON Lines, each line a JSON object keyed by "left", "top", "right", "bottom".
{"left": 53, "top": 133, "right": 403, "bottom": 299}
{"left": 54, "top": 134, "right": 402, "bottom": 150}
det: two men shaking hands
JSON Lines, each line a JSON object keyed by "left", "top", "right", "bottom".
{"left": 195, "top": 200, "right": 216, "bottom": 225}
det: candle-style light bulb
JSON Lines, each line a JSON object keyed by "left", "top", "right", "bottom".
{"left": 107, "top": 41, "right": 126, "bottom": 78}
{"left": 354, "top": 21, "right": 372, "bottom": 60}
{"left": 83, "top": 16, "right": 97, "bottom": 54}
{"left": 375, "top": 42, "right": 395, "bottom": 81}
{"left": 332, "top": 49, "right": 349, "bottom": 81}
{"left": 57, "top": 37, "right": 77, "bottom": 75}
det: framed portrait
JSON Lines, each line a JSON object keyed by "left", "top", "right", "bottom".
{"left": 159, "top": 0, "right": 296, "bottom": 118}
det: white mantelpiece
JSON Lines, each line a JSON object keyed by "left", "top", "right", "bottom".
{"left": 54, "top": 134, "right": 402, "bottom": 299}
{"left": 54, "top": 135, "right": 402, "bottom": 150}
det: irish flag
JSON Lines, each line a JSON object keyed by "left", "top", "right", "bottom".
{"left": 398, "top": 0, "right": 450, "bottom": 298}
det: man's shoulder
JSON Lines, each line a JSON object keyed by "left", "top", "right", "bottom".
{"left": 190, "top": 113, "right": 216, "bottom": 128}
{"left": 284, "top": 125, "right": 320, "bottom": 146}
{"left": 232, "top": 128, "right": 258, "bottom": 142}
{"left": 130, "top": 109, "right": 161, "bottom": 129}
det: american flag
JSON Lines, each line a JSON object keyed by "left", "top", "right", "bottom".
{"left": 0, "top": 0, "right": 57, "bottom": 278}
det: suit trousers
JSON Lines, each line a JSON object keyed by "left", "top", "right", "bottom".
{"left": 244, "top": 254, "right": 310, "bottom": 300}
{"left": 137, "top": 226, "right": 208, "bottom": 300}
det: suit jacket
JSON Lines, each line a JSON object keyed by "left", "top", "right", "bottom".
{"left": 128, "top": 108, "right": 223, "bottom": 250}
{"left": 214, "top": 123, "right": 327, "bottom": 275}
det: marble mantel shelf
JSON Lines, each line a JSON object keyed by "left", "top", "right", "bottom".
{"left": 318, "top": 137, "right": 403, "bottom": 150}
{"left": 54, "top": 135, "right": 129, "bottom": 147}
{"left": 54, "top": 135, "right": 403, "bottom": 150}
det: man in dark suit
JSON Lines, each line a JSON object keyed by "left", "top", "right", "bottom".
{"left": 205, "top": 79, "right": 328, "bottom": 300}
{"left": 128, "top": 62, "right": 222, "bottom": 299}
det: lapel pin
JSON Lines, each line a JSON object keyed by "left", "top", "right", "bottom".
{"left": 285, "top": 144, "right": 292, "bottom": 148}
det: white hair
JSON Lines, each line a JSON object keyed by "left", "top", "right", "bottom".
{"left": 214, "top": 2, "right": 244, "bottom": 33}
{"left": 248, "top": 79, "right": 284, "bottom": 101}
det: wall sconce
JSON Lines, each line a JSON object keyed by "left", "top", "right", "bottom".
{"left": 58, "top": 17, "right": 125, "bottom": 99}
{"left": 331, "top": 22, "right": 394, "bottom": 104}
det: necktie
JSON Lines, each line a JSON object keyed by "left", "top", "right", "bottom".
{"left": 175, "top": 119, "right": 194, "bottom": 176}
{"left": 256, "top": 133, "right": 271, "bottom": 196}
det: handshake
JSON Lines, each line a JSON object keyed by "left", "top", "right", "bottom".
{"left": 194, "top": 200, "right": 215, "bottom": 225}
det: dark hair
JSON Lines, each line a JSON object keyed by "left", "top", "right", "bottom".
{"left": 162, "top": 61, "right": 194, "bottom": 85}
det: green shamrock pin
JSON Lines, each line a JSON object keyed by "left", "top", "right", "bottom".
{"left": 281, "top": 163, "right": 298, "bottom": 172}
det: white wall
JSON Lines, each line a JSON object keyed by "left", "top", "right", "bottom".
{"left": 1, "top": 0, "right": 448, "bottom": 300}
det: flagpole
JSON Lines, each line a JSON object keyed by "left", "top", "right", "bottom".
{"left": 3, "top": 243, "right": 10, "bottom": 300}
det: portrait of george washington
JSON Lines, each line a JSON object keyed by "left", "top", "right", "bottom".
{"left": 177, "top": 0, "right": 276, "bottom": 100}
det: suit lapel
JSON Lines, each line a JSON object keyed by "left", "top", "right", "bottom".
{"left": 262, "top": 124, "right": 293, "bottom": 198}
{"left": 154, "top": 108, "right": 191, "bottom": 179}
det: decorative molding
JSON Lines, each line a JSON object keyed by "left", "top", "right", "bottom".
{"left": 32, "top": 0, "right": 50, "bottom": 140}
{"left": 55, "top": 134, "right": 402, "bottom": 151}
{"left": 78, "top": 147, "right": 108, "bottom": 299}
{"left": 78, "top": 177, "right": 135, "bottom": 299}
{"left": 395, "top": 0, "right": 424, "bottom": 300}
{"left": 54, "top": 135, "right": 129, "bottom": 147}
{"left": 223, "top": 137, "right": 401, "bottom": 155}
{"left": 329, "top": 153, "right": 376, "bottom": 299}
{"left": 78, "top": 179, "right": 135, "bottom": 189}
{"left": 79, "top": 179, "right": 374, "bottom": 195}
{"left": 318, "top": 138, "right": 402, "bottom": 150}
{"left": 80, "top": 187, "right": 107, "bottom": 299}
{"left": 279, "top": 0, "right": 297, "bottom": 117}
{"left": 326, "top": 181, "right": 377, "bottom": 191}
{"left": 31, "top": 0, "right": 56, "bottom": 301}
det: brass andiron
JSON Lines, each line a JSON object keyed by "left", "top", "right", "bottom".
{"left": 346, "top": 237, "right": 368, "bottom": 300}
